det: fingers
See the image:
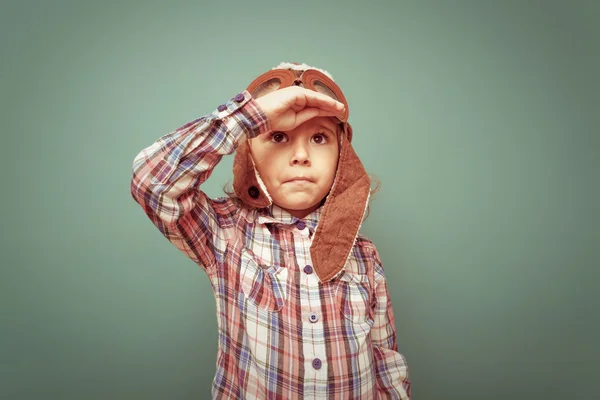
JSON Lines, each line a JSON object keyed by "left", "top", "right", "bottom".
{"left": 294, "top": 107, "right": 345, "bottom": 127}
{"left": 294, "top": 108, "right": 321, "bottom": 127}
{"left": 295, "top": 87, "right": 345, "bottom": 113}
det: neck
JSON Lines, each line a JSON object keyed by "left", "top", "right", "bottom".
{"left": 283, "top": 203, "right": 321, "bottom": 219}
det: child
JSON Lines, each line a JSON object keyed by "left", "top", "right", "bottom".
{"left": 131, "top": 62, "right": 411, "bottom": 399}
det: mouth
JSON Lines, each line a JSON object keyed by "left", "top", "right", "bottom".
{"left": 285, "top": 177, "right": 313, "bottom": 183}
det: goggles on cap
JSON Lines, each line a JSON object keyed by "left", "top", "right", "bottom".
{"left": 246, "top": 68, "right": 350, "bottom": 123}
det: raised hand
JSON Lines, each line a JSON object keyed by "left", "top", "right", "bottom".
{"left": 254, "top": 86, "right": 346, "bottom": 132}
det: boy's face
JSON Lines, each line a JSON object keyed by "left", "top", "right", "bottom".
{"left": 249, "top": 117, "right": 340, "bottom": 219}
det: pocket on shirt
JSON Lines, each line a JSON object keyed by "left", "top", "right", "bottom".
{"left": 239, "top": 248, "right": 288, "bottom": 312}
{"left": 335, "top": 271, "right": 374, "bottom": 326}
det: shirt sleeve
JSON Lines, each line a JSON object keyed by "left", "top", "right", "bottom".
{"left": 371, "top": 250, "right": 412, "bottom": 399}
{"left": 130, "top": 90, "right": 270, "bottom": 274}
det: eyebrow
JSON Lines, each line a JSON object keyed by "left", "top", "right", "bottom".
{"left": 318, "top": 124, "right": 337, "bottom": 133}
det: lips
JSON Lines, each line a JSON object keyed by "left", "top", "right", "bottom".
{"left": 285, "top": 177, "right": 313, "bottom": 183}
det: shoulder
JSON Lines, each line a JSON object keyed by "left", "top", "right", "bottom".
{"left": 208, "top": 196, "right": 244, "bottom": 229}
{"left": 354, "top": 233, "right": 379, "bottom": 260}
{"left": 210, "top": 195, "right": 241, "bottom": 209}
{"left": 354, "top": 233, "right": 387, "bottom": 282}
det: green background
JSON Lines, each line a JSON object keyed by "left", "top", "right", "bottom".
{"left": 2, "top": 0, "right": 598, "bottom": 398}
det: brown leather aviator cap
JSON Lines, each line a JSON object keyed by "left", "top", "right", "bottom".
{"left": 232, "top": 62, "right": 371, "bottom": 282}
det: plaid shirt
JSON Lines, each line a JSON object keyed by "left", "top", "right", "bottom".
{"left": 130, "top": 91, "right": 411, "bottom": 399}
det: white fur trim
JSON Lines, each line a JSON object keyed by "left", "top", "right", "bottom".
{"left": 272, "top": 62, "right": 335, "bottom": 81}
{"left": 249, "top": 154, "right": 273, "bottom": 204}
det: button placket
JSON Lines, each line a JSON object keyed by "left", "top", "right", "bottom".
{"left": 294, "top": 233, "right": 326, "bottom": 386}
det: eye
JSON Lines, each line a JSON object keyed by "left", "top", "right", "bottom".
{"left": 311, "top": 132, "right": 328, "bottom": 144}
{"left": 269, "top": 132, "right": 288, "bottom": 143}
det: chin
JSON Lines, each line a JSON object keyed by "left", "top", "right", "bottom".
{"left": 282, "top": 195, "right": 329, "bottom": 211}
{"left": 282, "top": 202, "right": 318, "bottom": 211}
{"left": 272, "top": 189, "right": 329, "bottom": 212}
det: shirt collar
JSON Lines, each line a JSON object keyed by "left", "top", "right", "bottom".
{"left": 257, "top": 203, "right": 322, "bottom": 233}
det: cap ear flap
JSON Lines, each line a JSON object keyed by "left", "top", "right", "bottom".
{"left": 345, "top": 122, "right": 353, "bottom": 142}
{"left": 233, "top": 140, "right": 271, "bottom": 208}
{"left": 310, "top": 131, "right": 370, "bottom": 282}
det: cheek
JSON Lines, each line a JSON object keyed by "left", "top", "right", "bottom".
{"left": 253, "top": 152, "right": 284, "bottom": 183}
{"left": 320, "top": 149, "right": 339, "bottom": 179}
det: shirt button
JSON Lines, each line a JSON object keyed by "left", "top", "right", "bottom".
{"left": 303, "top": 265, "right": 313, "bottom": 274}
{"left": 234, "top": 93, "right": 245, "bottom": 102}
{"left": 248, "top": 186, "right": 259, "bottom": 199}
{"left": 312, "top": 358, "right": 322, "bottom": 370}
{"left": 309, "top": 313, "right": 318, "bottom": 323}
{"left": 217, "top": 104, "right": 227, "bottom": 112}
{"left": 296, "top": 220, "right": 306, "bottom": 230}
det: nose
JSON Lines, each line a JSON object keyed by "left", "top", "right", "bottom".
{"left": 290, "top": 141, "right": 310, "bottom": 166}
